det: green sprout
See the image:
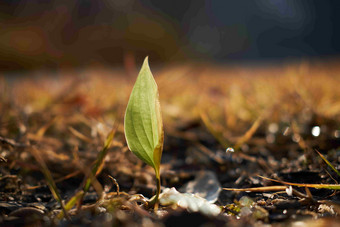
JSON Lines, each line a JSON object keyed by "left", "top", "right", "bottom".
{"left": 124, "top": 57, "right": 164, "bottom": 207}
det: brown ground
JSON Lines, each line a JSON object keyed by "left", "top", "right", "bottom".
{"left": 1, "top": 59, "right": 340, "bottom": 226}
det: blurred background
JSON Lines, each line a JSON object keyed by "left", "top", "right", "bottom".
{"left": 0, "top": 0, "right": 339, "bottom": 71}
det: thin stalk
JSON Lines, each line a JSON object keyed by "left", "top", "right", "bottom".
{"left": 156, "top": 175, "right": 161, "bottom": 202}
{"left": 148, "top": 175, "right": 161, "bottom": 208}
{"left": 259, "top": 175, "right": 340, "bottom": 190}
{"left": 315, "top": 149, "right": 340, "bottom": 178}
{"left": 30, "top": 147, "right": 70, "bottom": 220}
{"left": 76, "top": 128, "right": 115, "bottom": 210}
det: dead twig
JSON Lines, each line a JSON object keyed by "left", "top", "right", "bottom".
{"left": 0, "top": 136, "right": 27, "bottom": 148}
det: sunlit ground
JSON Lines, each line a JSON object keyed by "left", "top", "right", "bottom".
{"left": 1, "top": 59, "right": 340, "bottom": 226}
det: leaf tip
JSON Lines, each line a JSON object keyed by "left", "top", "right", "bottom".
{"left": 143, "top": 56, "right": 150, "bottom": 69}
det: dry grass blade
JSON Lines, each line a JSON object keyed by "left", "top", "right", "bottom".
{"left": 108, "top": 175, "right": 120, "bottom": 196}
{"left": 67, "top": 125, "right": 116, "bottom": 213}
{"left": 68, "top": 126, "right": 93, "bottom": 143}
{"left": 0, "top": 136, "right": 27, "bottom": 148}
{"left": 58, "top": 127, "right": 116, "bottom": 218}
{"left": 199, "top": 111, "right": 259, "bottom": 163}
{"left": 82, "top": 126, "right": 116, "bottom": 193}
{"left": 72, "top": 147, "right": 104, "bottom": 209}
{"left": 36, "top": 117, "right": 59, "bottom": 138}
{"left": 29, "top": 147, "right": 70, "bottom": 220}
{"left": 315, "top": 149, "right": 340, "bottom": 178}
{"left": 223, "top": 185, "right": 309, "bottom": 198}
{"left": 234, "top": 113, "right": 264, "bottom": 150}
{"left": 290, "top": 120, "right": 309, "bottom": 152}
{"left": 200, "top": 106, "right": 267, "bottom": 153}
{"left": 199, "top": 111, "right": 231, "bottom": 148}
{"left": 57, "top": 191, "right": 84, "bottom": 219}
{"left": 223, "top": 185, "right": 288, "bottom": 192}
{"left": 259, "top": 176, "right": 340, "bottom": 190}
{"left": 0, "top": 155, "right": 7, "bottom": 162}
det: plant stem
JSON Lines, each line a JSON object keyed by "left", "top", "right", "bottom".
{"left": 156, "top": 175, "right": 161, "bottom": 201}
{"left": 148, "top": 174, "right": 161, "bottom": 208}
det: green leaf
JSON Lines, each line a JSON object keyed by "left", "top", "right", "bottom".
{"left": 124, "top": 57, "right": 164, "bottom": 176}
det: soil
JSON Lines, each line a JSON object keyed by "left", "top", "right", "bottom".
{"left": 1, "top": 60, "right": 340, "bottom": 226}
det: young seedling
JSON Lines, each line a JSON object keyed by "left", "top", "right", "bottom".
{"left": 124, "top": 57, "right": 164, "bottom": 207}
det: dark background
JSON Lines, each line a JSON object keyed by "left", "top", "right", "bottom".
{"left": 0, "top": 0, "right": 339, "bottom": 71}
